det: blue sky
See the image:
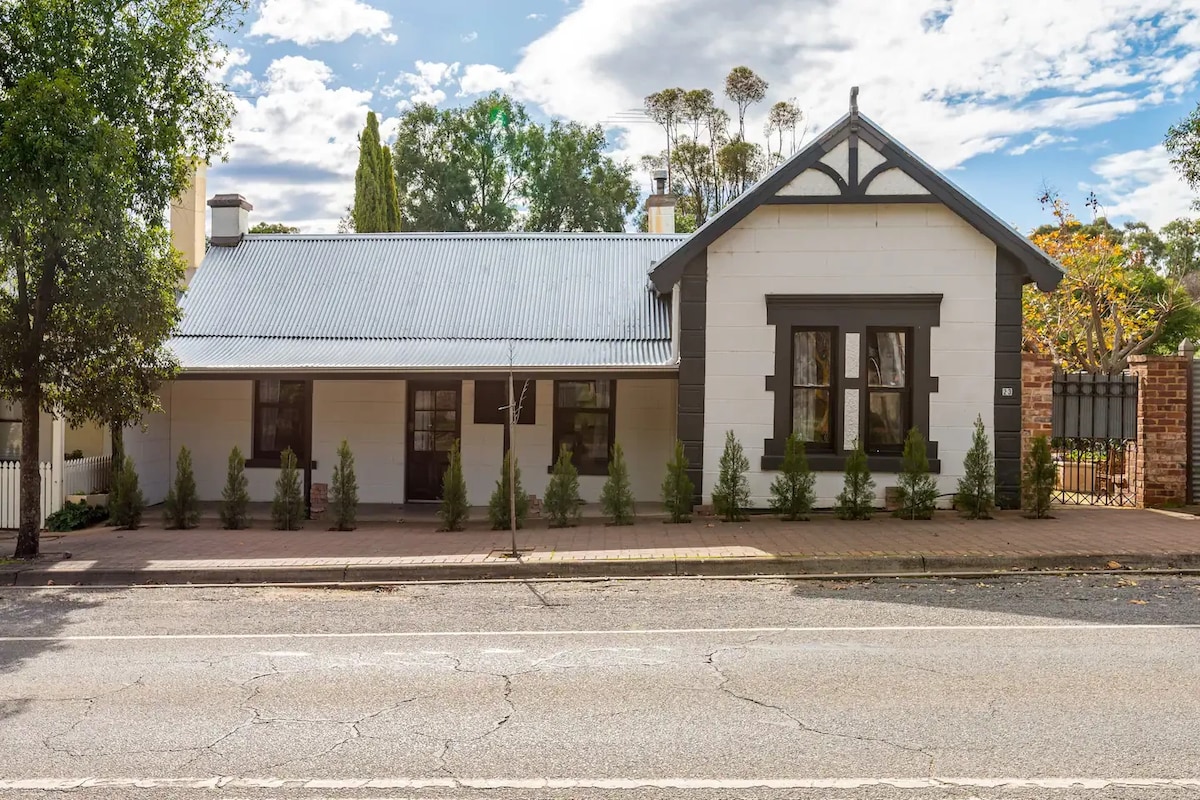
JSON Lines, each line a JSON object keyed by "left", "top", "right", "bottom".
{"left": 210, "top": 0, "right": 1200, "bottom": 233}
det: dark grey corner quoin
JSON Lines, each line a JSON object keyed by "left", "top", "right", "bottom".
{"left": 650, "top": 90, "right": 1062, "bottom": 506}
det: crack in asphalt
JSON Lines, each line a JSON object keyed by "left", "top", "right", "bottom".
{"left": 703, "top": 639, "right": 937, "bottom": 777}
{"left": 41, "top": 674, "right": 149, "bottom": 758}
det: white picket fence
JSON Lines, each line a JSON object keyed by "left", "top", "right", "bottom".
{"left": 0, "top": 462, "right": 54, "bottom": 529}
{"left": 65, "top": 455, "right": 113, "bottom": 497}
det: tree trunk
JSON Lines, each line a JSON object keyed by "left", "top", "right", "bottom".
{"left": 14, "top": 384, "right": 42, "bottom": 559}
{"left": 110, "top": 422, "right": 125, "bottom": 475}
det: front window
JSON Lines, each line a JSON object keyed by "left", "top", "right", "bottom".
{"left": 0, "top": 401, "right": 20, "bottom": 460}
{"left": 792, "top": 330, "right": 833, "bottom": 446}
{"left": 254, "top": 380, "right": 307, "bottom": 460}
{"left": 866, "top": 329, "right": 910, "bottom": 451}
{"left": 553, "top": 380, "right": 615, "bottom": 475}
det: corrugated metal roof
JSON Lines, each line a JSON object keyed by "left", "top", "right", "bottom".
{"left": 173, "top": 232, "right": 685, "bottom": 371}
{"left": 171, "top": 337, "right": 673, "bottom": 371}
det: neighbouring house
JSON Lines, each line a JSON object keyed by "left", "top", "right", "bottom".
{"left": 122, "top": 94, "right": 1063, "bottom": 512}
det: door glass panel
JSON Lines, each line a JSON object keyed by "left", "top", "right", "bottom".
{"left": 414, "top": 411, "right": 433, "bottom": 432}
{"left": 415, "top": 391, "right": 434, "bottom": 411}
{"left": 435, "top": 432, "right": 457, "bottom": 452}
{"left": 436, "top": 390, "right": 456, "bottom": 409}
{"left": 434, "top": 409, "right": 457, "bottom": 430}
{"left": 413, "top": 431, "right": 433, "bottom": 452}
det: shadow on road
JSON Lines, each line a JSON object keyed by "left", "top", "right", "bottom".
{"left": 790, "top": 574, "right": 1200, "bottom": 626}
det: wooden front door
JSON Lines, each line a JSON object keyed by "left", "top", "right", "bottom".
{"left": 405, "top": 382, "right": 461, "bottom": 502}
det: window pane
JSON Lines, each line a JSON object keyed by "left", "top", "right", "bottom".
{"left": 276, "top": 408, "right": 303, "bottom": 454}
{"left": 558, "top": 411, "right": 610, "bottom": 471}
{"left": 557, "top": 380, "right": 610, "bottom": 409}
{"left": 868, "top": 331, "right": 907, "bottom": 388}
{"left": 0, "top": 421, "right": 21, "bottom": 459}
{"left": 793, "top": 331, "right": 831, "bottom": 387}
{"left": 259, "top": 407, "right": 279, "bottom": 452}
{"left": 258, "top": 380, "right": 281, "bottom": 404}
{"left": 792, "top": 388, "right": 830, "bottom": 444}
{"left": 279, "top": 381, "right": 306, "bottom": 405}
{"left": 868, "top": 391, "right": 906, "bottom": 447}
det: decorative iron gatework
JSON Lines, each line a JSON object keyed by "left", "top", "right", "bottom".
{"left": 1051, "top": 370, "right": 1139, "bottom": 507}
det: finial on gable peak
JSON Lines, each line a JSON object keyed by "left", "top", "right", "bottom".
{"left": 850, "top": 86, "right": 859, "bottom": 116}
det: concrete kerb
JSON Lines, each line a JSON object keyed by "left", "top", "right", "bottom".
{"left": 7, "top": 552, "right": 1200, "bottom": 586}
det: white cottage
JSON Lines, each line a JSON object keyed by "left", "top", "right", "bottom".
{"left": 124, "top": 97, "right": 1062, "bottom": 513}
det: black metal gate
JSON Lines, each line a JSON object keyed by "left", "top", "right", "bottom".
{"left": 1052, "top": 369, "right": 1139, "bottom": 506}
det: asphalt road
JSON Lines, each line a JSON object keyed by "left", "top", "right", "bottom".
{"left": 2, "top": 575, "right": 1199, "bottom": 799}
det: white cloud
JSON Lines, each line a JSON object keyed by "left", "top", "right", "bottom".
{"left": 250, "top": 0, "right": 394, "bottom": 46}
{"left": 527, "top": 12, "right": 546, "bottom": 20}
{"left": 213, "top": 56, "right": 382, "bottom": 231}
{"left": 1089, "top": 145, "right": 1196, "bottom": 226}
{"left": 1009, "top": 132, "right": 1078, "bottom": 156}
{"left": 207, "top": 47, "right": 250, "bottom": 84}
{"left": 385, "top": 61, "right": 462, "bottom": 108}
{"left": 461, "top": 31, "right": 479, "bottom": 43}
{"left": 459, "top": 63, "right": 516, "bottom": 96}
{"left": 491, "top": 0, "right": 1200, "bottom": 185}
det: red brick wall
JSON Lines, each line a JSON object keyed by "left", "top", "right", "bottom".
{"left": 1129, "top": 355, "right": 1189, "bottom": 507}
{"left": 1021, "top": 353, "right": 1054, "bottom": 465}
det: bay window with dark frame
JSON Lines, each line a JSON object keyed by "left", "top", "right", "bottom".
{"left": 552, "top": 379, "right": 616, "bottom": 475}
{"left": 763, "top": 294, "right": 941, "bottom": 472}
{"left": 252, "top": 379, "right": 309, "bottom": 465}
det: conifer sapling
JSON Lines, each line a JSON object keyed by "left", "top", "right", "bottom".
{"left": 544, "top": 444, "right": 582, "bottom": 528}
{"left": 835, "top": 439, "right": 875, "bottom": 520}
{"left": 109, "top": 455, "right": 145, "bottom": 530}
{"left": 163, "top": 445, "right": 200, "bottom": 529}
{"left": 220, "top": 446, "right": 250, "bottom": 530}
{"left": 895, "top": 427, "right": 938, "bottom": 520}
{"left": 600, "top": 442, "right": 635, "bottom": 525}
{"left": 271, "top": 448, "right": 305, "bottom": 531}
{"left": 712, "top": 430, "right": 751, "bottom": 521}
{"left": 438, "top": 440, "right": 469, "bottom": 532}
{"left": 955, "top": 415, "right": 995, "bottom": 519}
{"left": 1022, "top": 434, "right": 1056, "bottom": 519}
{"left": 488, "top": 450, "right": 529, "bottom": 530}
{"left": 330, "top": 440, "right": 358, "bottom": 531}
{"left": 661, "top": 439, "right": 695, "bottom": 523}
{"left": 769, "top": 432, "right": 816, "bottom": 521}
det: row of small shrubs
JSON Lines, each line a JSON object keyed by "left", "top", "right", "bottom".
{"left": 437, "top": 441, "right": 637, "bottom": 531}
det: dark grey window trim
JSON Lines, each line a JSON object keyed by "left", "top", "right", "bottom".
{"left": 763, "top": 294, "right": 942, "bottom": 473}
{"left": 252, "top": 378, "right": 311, "bottom": 463}
{"left": 550, "top": 379, "right": 617, "bottom": 476}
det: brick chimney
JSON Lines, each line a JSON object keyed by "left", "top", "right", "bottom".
{"left": 646, "top": 169, "right": 676, "bottom": 234}
{"left": 208, "top": 193, "right": 253, "bottom": 247}
{"left": 170, "top": 162, "right": 206, "bottom": 285}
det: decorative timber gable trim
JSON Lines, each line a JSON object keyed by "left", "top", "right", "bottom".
{"left": 647, "top": 87, "right": 1065, "bottom": 294}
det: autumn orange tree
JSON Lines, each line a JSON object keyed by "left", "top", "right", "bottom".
{"left": 1023, "top": 198, "right": 1193, "bottom": 374}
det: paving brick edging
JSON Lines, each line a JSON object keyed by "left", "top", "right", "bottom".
{"left": 7, "top": 552, "right": 1200, "bottom": 586}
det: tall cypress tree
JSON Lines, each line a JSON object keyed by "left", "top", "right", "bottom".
{"left": 352, "top": 111, "right": 401, "bottom": 233}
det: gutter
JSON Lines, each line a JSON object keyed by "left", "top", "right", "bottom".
{"left": 670, "top": 282, "right": 681, "bottom": 365}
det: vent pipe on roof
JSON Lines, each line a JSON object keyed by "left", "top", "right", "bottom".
{"left": 208, "top": 194, "right": 253, "bottom": 247}
{"left": 646, "top": 169, "right": 676, "bottom": 235}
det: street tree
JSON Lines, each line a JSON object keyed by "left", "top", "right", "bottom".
{"left": 351, "top": 111, "right": 402, "bottom": 233}
{"left": 724, "top": 66, "right": 769, "bottom": 142}
{"left": 0, "top": 0, "right": 244, "bottom": 559}
{"left": 249, "top": 222, "right": 300, "bottom": 234}
{"left": 1165, "top": 102, "right": 1200, "bottom": 204}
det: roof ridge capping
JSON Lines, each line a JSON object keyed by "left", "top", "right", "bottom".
{"left": 647, "top": 88, "right": 1064, "bottom": 294}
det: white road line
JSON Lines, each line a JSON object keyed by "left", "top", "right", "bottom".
{"left": 1, "top": 623, "right": 1198, "bottom": 643}
{"left": 3, "top": 777, "right": 1200, "bottom": 791}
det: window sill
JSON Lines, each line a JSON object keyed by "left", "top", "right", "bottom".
{"left": 761, "top": 454, "right": 941, "bottom": 473}
{"left": 247, "top": 457, "right": 318, "bottom": 469}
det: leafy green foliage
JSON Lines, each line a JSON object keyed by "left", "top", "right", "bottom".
{"left": 438, "top": 440, "right": 469, "bottom": 531}
{"left": 271, "top": 448, "right": 305, "bottom": 531}
{"left": 488, "top": 450, "right": 529, "bottom": 530}
{"left": 894, "top": 428, "right": 938, "bottom": 520}
{"left": 45, "top": 501, "right": 108, "bottom": 532}
{"left": 330, "top": 440, "right": 358, "bottom": 531}
{"left": 249, "top": 222, "right": 299, "bottom": 234}
{"left": 661, "top": 440, "right": 695, "bottom": 524}
{"left": 712, "top": 430, "right": 750, "bottom": 521}
{"left": 543, "top": 445, "right": 582, "bottom": 528}
{"left": 392, "top": 92, "right": 636, "bottom": 232}
{"left": 0, "top": 0, "right": 243, "bottom": 557}
{"left": 769, "top": 432, "right": 816, "bottom": 521}
{"left": 351, "top": 111, "right": 402, "bottom": 233}
{"left": 1166, "top": 103, "right": 1200, "bottom": 204}
{"left": 220, "top": 446, "right": 250, "bottom": 530}
{"left": 956, "top": 416, "right": 995, "bottom": 519}
{"left": 109, "top": 456, "right": 145, "bottom": 530}
{"left": 835, "top": 441, "right": 875, "bottom": 520}
{"left": 163, "top": 446, "right": 200, "bottom": 529}
{"left": 600, "top": 442, "right": 635, "bottom": 525}
{"left": 1022, "top": 435, "right": 1057, "bottom": 519}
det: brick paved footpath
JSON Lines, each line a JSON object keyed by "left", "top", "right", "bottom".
{"left": 4, "top": 505, "right": 1200, "bottom": 585}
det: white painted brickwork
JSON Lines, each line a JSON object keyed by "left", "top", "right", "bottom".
{"left": 703, "top": 203, "right": 997, "bottom": 507}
